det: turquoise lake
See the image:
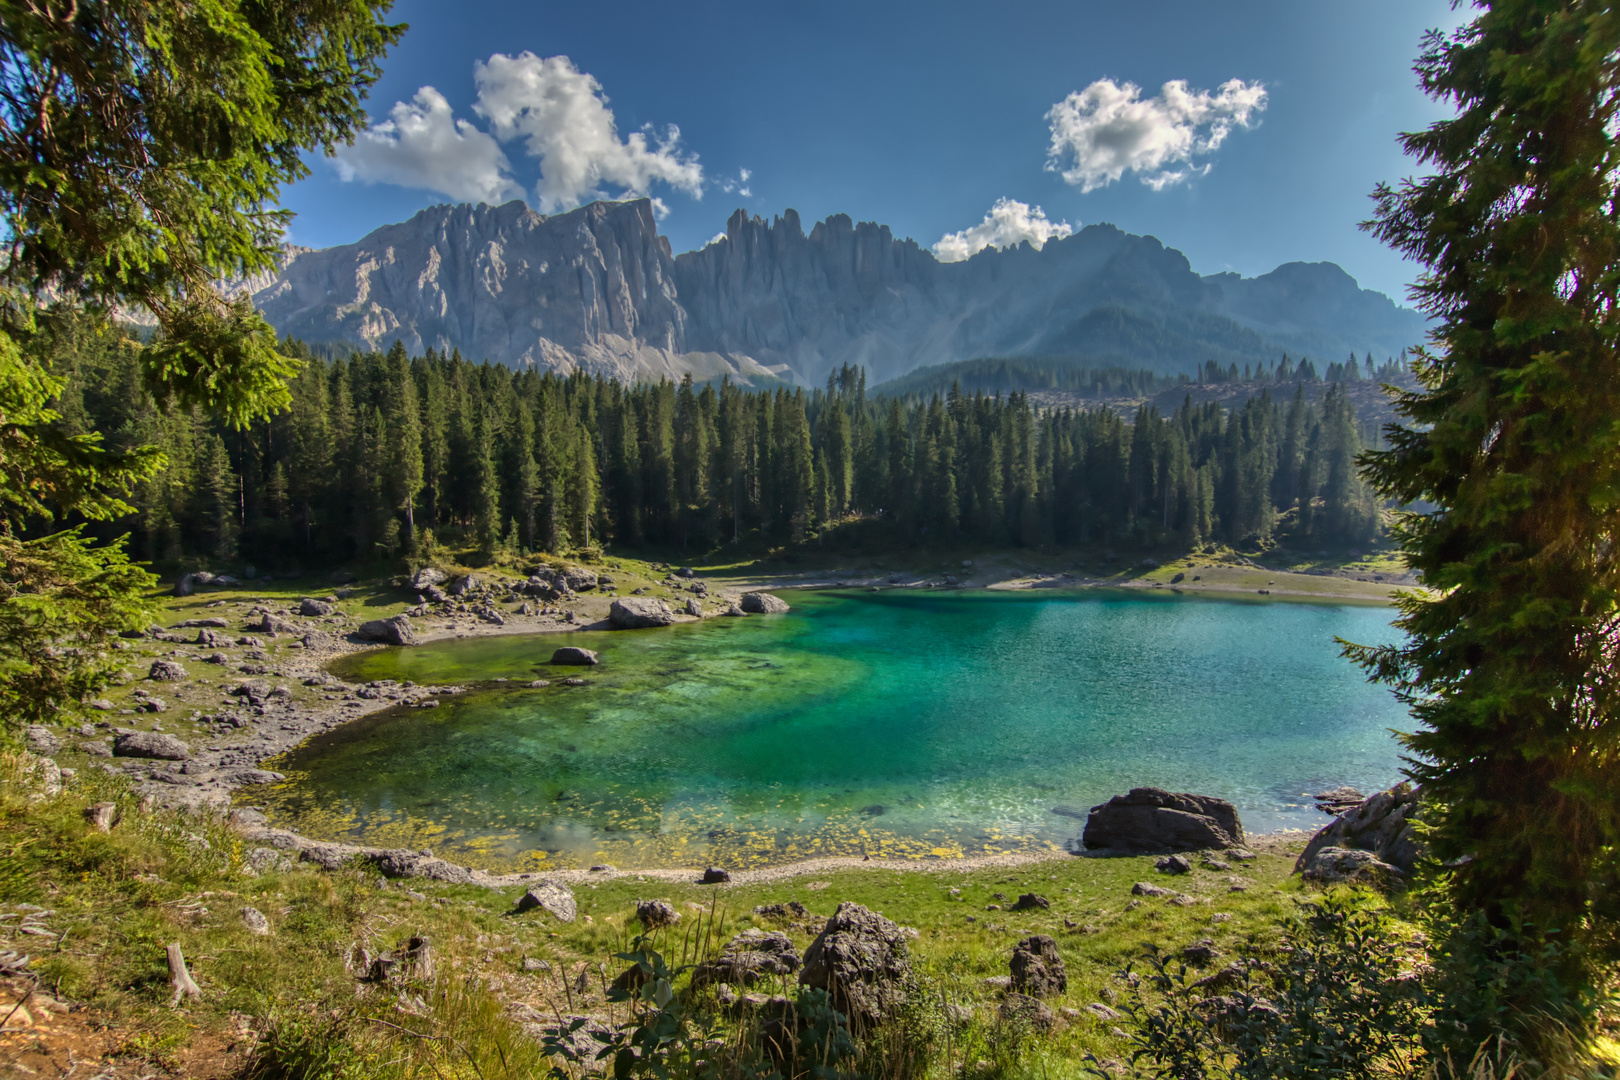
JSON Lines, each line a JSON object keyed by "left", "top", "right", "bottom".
{"left": 258, "top": 589, "right": 1411, "bottom": 871}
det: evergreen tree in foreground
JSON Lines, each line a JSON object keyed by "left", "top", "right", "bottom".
{"left": 1349, "top": 0, "right": 1620, "bottom": 1054}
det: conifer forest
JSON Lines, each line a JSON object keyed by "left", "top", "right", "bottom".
{"left": 37, "top": 315, "right": 1392, "bottom": 568}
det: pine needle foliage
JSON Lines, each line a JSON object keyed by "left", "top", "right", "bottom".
{"left": 1347, "top": 0, "right": 1620, "bottom": 1048}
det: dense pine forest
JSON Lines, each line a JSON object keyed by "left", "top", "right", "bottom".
{"left": 35, "top": 314, "right": 1388, "bottom": 569}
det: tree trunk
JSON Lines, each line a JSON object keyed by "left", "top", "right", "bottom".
{"left": 167, "top": 944, "right": 202, "bottom": 1006}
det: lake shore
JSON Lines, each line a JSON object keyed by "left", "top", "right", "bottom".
{"left": 62, "top": 553, "right": 1390, "bottom": 879}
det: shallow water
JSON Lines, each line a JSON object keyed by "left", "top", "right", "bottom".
{"left": 257, "top": 589, "right": 1410, "bottom": 871}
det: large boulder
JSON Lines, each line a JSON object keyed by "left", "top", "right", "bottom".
{"left": 1299, "top": 847, "right": 1404, "bottom": 886}
{"left": 1010, "top": 934, "right": 1066, "bottom": 997}
{"left": 410, "top": 567, "right": 447, "bottom": 590}
{"left": 113, "top": 731, "right": 190, "bottom": 760}
{"left": 558, "top": 566, "right": 598, "bottom": 592}
{"left": 610, "top": 598, "right": 676, "bottom": 629}
{"left": 1081, "top": 787, "right": 1243, "bottom": 853}
{"left": 1295, "top": 782, "right": 1421, "bottom": 880}
{"left": 357, "top": 614, "right": 417, "bottom": 646}
{"left": 551, "top": 647, "right": 599, "bottom": 666}
{"left": 799, "top": 902, "right": 913, "bottom": 1025}
{"left": 691, "top": 929, "right": 802, "bottom": 988}
{"left": 741, "top": 592, "right": 790, "bottom": 614}
{"left": 299, "top": 598, "right": 335, "bottom": 617}
{"left": 148, "top": 659, "right": 188, "bottom": 682}
{"left": 24, "top": 725, "right": 60, "bottom": 755}
{"left": 250, "top": 613, "right": 300, "bottom": 635}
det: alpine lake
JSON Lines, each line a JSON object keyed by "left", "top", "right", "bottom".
{"left": 254, "top": 588, "right": 1409, "bottom": 873}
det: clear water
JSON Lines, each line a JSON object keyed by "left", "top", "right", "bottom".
{"left": 256, "top": 589, "right": 1410, "bottom": 871}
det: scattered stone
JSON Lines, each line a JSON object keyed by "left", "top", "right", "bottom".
{"left": 1009, "top": 893, "right": 1050, "bottom": 911}
{"left": 560, "top": 677, "right": 587, "bottom": 687}
{"left": 1181, "top": 939, "right": 1220, "bottom": 966}
{"left": 148, "top": 659, "right": 188, "bottom": 682}
{"left": 551, "top": 646, "right": 599, "bottom": 666}
{"left": 522, "top": 957, "right": 551, "bottom": 972}
{"left": 692, "top": 929, "right": 802, "bottom": 987}
{"left": 1082, "top": 787, "right": 1244, "bottom": 853}
{"left": 528, "top": 680, "right": 551, "bottom": 688}
{"left": 357, "top": 614, "right": 417, "bottom": 646}
{"left": 514, "top": 881, "right": 576, "bottom": 922}
{"left": 240, "top": 906, "right": 271, "bottom": 935}
{"left": 250, "top": 613, "right": 300, "bottom": 636}
{"left": 698, "top": 866, "right": 731, "bottom": 885}
{"left": 1086, "top": 1001, "right": 1122, "bottom": 1021}
{"left": 754, "top": 901, "right": 810, "bottom": 920}
{"left": 1295, "top": 783, "right": 1421, "bottom": 879}
{"left": 1130, "top": 881, "right": 1178, "bottom": 899}
{"left": 299, "top": 598, "right": 335, "bottom": 617}
{"left": 1156, "top": 855, "right": 1193, "bottom": 875}
{"left": 176, "top": 617, "right": 229, "bottom": 628}
{"left": 112, "top": 731, "right": 190, "bottom": 760}
{"left": 24, "top": 725, "right": 60, "bottom": 755}
{"left": 247, "top": 848, "right": 295, "bottom": 874}
{"left": 410, "top": 567, "right": 447, "bottom": 590}
{"left": 799, "top": 902, "right": 914, "bottom": 1025}
{"left": 636, "top": 899, "right": 680, "bottom": 928}
{"left": 1010, "top": 934, "right": 1067, "bottom": 996}
{"left": 684, "top": 598, "right": 702, "bottom": 617}
{"left": 610, "top": 597, "right": 677, "bottom": 629}
{"left": 740, "top": 592, "right": 790, "bottom": 614}
{"left": 999, "top": 993, "right": 1055, "bottom": 1032}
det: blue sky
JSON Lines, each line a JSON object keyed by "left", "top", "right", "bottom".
{"left": 281, "top": 0, "right": 1465, "bottom": 304}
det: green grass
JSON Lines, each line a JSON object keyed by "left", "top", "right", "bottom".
{"left": 1, "top": 748, "right": 1340, "bottom": 1079}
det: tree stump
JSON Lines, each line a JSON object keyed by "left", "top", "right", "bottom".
{"left": 85, "top": 803, "right": 116, "bottom": 832}
{"left": 167, "top": 944, "right": 201, "bottom": 1006}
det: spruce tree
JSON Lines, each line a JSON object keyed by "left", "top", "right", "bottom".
{"left": 1349, "top": 0, "right": 1620, "bottom": 1048}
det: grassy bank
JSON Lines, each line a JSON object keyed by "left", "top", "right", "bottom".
{"left": 0, "top": 752, "right": 1350, "bottom": 1079}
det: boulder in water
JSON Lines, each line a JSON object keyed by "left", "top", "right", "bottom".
{"left": 551, "top": 646, "right": 599, "bottom": 666}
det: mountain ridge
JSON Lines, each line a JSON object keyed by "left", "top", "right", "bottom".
{"left": 249, "top": 198, "right": 1427, "bottom": 385}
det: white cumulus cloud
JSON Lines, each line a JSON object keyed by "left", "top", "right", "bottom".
{"left": 332, "top": 87, "right": 523, "bottom": 204}
{"left": 932, "top": 198, "right": 1075, "bottom": 262}
{"left": 473, "top": 52, "right": 704, "bottom": 214}
{"left": 1045, "top": 77, "right": 1267, "bottom": 193}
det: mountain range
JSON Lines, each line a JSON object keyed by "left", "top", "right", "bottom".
{"left": 250, "top": 198, "right": 1428, "bottom": 386}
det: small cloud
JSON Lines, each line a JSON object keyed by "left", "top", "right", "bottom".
{"left": 707, "top": 231, "right": 728, "bottom": 247}
{"left": 332, "top": 87, "right": 522, "bottom": 204}
{"left": 1045, "top": 77, "right": 1267, "bottom": 192}
{"left": 718, "top": 167, "right": 754, "bottom": 197}
{"left": 932, "top": 198, "right": 1075, "bottom": 263}
{"left": 474, "top": 52, "right": 704, "bottom": 213}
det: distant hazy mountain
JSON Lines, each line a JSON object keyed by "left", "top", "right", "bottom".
{"left": 250, "top": 198, "right": 1427, "bottom": 385}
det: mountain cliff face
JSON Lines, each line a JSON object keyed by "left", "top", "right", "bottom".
{"left": 252, "top": 198, "right": 1426, "bottom": 384}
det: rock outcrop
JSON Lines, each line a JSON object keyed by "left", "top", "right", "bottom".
{"left": 1295, "top": 782, "right": 1421, "bottom": 881}
{"left": 1082, "top": 787, "right": 1244, "bottom": 853}
{"left": 799, "top": 902, "right": 913, "bottom": 1025}
{"left": 740, "top": 592, "right": 790, "bottom": 614}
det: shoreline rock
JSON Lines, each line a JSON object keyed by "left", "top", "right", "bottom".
{"left": 1081, "top": 787, "right": 1244, "bottom": 854}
